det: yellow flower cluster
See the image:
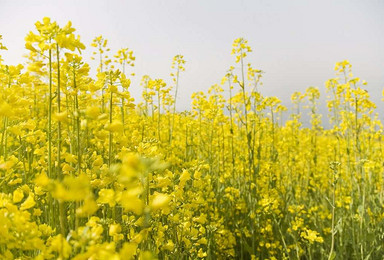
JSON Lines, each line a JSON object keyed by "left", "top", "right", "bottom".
{"left": 0, "top": 19, "right": 383, "bottom": 259}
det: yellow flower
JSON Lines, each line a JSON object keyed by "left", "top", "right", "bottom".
{"left": 119, "top": 243, "right": 138, "bottom": 259}
{"left": 33, "top": 208, "right": 42, "bottom": 216}
{"left": 105, "top": 120, "right": 124, "bottom": 132}
{"left": 163, "top": 240, "right": 175, "bottom": 251}
{"left": 179, "top": 170, "right": 190, "bottom": 188}
{"left": 197, "top": 248, "right": 207, "bottom": 258}
{"left": 150, "top": 193, "right": 171, "bottom": 211}
{"left": 301, "top": 229, "right": 324, "bottom": 244}
{"left": 53, "top": 111, "right": 68, "bottom": 123}
{"left": 109, "top": 223, "right": 121, "bottom": 236}
{"left": 98, "top": 189, "right": 116, "bottom": 207}
{"left": 20, "top": 194, "right": 35, "bottom": 210}
{"left": 86, "top": 106, "right": 100, "bottom": 119}
{"left": 76, "top": 198, "right": 98, "bottom": 217}
{"left": 50, "top": 234, "right": 72, "bottom": 259}
{"left": 34, "top": 172, "right": 50, "bottom": 187}
{"left": 13, "top": 189, "right": 24, "bottom": 203}
{"left": 0, "top": 101, "right": 13, "bottom": 117}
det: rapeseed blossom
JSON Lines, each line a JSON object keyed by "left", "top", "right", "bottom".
{"left": 0, "top": 19, "right": 382, "bottom": 259}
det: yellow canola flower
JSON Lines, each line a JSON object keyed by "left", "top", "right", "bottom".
{"left": 39, "top": 224, "right": 54, "bottom": 236}
{"left": 20, "top": 193, "right": 36, "bottom": 210}
{"left": 139, "top": 251, "right": 155, "bottom": 260}
{"left": 300, "top": 229, "right": 324, "bottom": 244}
{"left": 92, "top": 157, "right": 104, "bottom": 167}
{"left": 119, "top": 243, "right": 138, "bottom": 259}
{"left": 86, "top": 106, "right": 100, "bottom": 119}
{"left": 105, "top": 120, "right": 124, "bottom": 132}
{"left": 118, "top": 154, "right": 142, "bottom": 186}
{"left": 198, "top": 248, "right": 207, "bottom": 258}
{"left": 98, "top": 189, "right": 116, "bottom": 207}
{"left": 53, "top": 111, "right": 68, "bottom": 123}
{"left": 34, "top": 172, "right": 50, "bottom": 187}
{"left": 150, "top": 192, "right": 171, "bottom": 211}
{"left": 163, "top": 240, "right": 175, "bottom": 251}
{"left": 50, "top": 234, "right": 72, "bottom": 259}
{"left": 109, "top": 223, "right": 121, "bottom": 236}
{"left": 193, "top": 214, "right": 207, "bottom": 224}
{"left": 0, "top": 156, "right": 18, "bottom": 170}
{"left": 53, "top": 174, "right": 91, "bottom": 201}
{"left": 76, "top": 198, "right": 98, "bottom": 217}
{"left": 131, "top": 229, "right": 148, "bottom": 244}
{"left": 0, "top": 101, "right": 13, "bottom": 117}
{"left": 62, "top": 163, "right": 75, "bottom": 173}
{"left": 33, "top": 208, "right": 42, "bottom": 216}
{"left": 12, "top": 189, "right": 24, "bottom": 203}
{"left": 155, "top": 176, "right": 172, "bottom": 188}
{"left": 64, "top": 153, "right": 77, "bottom": 163}
{"left": 179, "top": 169, "right": 190, "bottom": 188}
{"left": 197, "top": 237, "right": 208, "bottom": 245}
{"left": 120, "top": 190, "right": 144, "bottom": 215}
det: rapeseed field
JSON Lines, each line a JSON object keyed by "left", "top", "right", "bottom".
{"left": 0, "top": 18, "right": 383, "bottom": 259}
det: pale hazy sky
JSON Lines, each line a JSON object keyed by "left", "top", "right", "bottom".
{"left": 0, "top": 0, "right": 383, "bottom": 117}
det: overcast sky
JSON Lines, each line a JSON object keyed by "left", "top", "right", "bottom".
{"left": 0, "top": 0, "right": 383, "bottom": 120}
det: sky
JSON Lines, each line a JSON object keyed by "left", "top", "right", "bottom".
{"left": 0, "top": 0, "right": 383, "bottom": 121}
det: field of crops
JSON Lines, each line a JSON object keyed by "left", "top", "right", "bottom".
{"left": 0, "top": 17, "right": 383, "bottom": 259}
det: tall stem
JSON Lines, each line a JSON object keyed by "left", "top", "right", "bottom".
{"left": 170, "top": 66, "right": 180, "bottom": 144}
{"left": 240, "top": 52, "right": 254, "bottom": 179}
{"left": 56, "top": 44, "right": 67, "bottom": 236}
{"left": 109, "top": 81, "right": 113, "bottom": 167}
{"left": 56, "top": 44, "right": 62, "bottom": 180}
